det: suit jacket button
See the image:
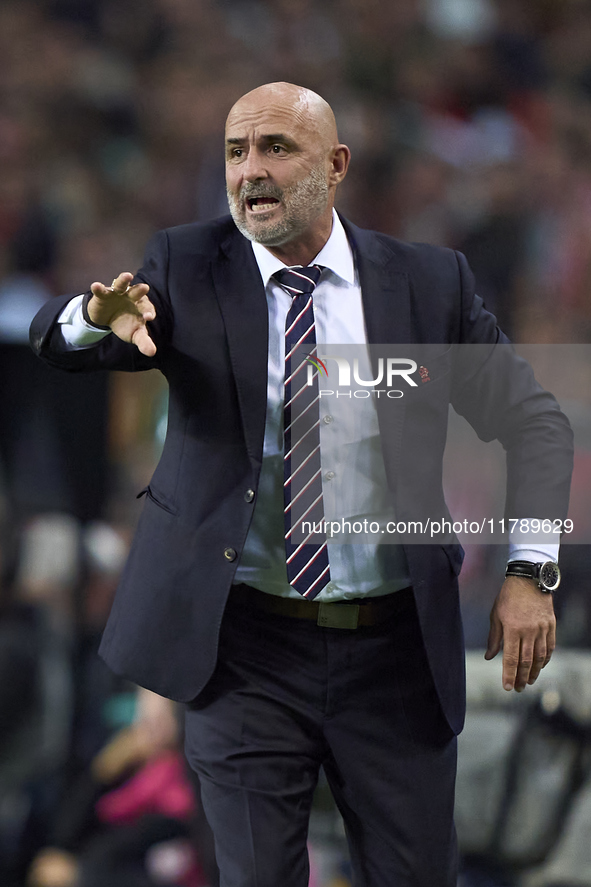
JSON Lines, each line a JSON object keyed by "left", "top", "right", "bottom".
{"left": 244, "top": 489, "right": 255, "bottom": 503}
{"left": 224, "top": 547, "right": 237, "bottom": 562}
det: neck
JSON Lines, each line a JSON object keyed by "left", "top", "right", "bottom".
{"left": 263, "top": 212, "right": 334, "bottom": 267}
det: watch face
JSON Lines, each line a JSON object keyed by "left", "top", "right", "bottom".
{"left": 540, "top": 561, "right": 561, "bottom": 591}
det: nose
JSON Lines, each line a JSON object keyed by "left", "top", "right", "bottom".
{"left": 242, "top": 148, "right": 268, "bottom": 183}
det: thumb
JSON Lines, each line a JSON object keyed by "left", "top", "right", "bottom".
{"left": 90, "top": 280, "right": 111, "bottom": 298}
{"left": 485, "top": 614, "right": 503, "bottom": 660}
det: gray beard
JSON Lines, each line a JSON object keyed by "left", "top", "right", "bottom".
{"left": 227, "top": 164, "right": 330, "bottom": 247}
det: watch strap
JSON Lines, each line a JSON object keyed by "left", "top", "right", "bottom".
{"left": 505, "top": 560, "right": 538, "bottom": 580}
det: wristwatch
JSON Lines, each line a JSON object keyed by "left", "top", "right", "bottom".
{"left": 505, "top": 560, "right": 561, "bottom": 593}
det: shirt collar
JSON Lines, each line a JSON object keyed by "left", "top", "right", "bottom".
{"left": 251, "top": 210, "right": 356, "bottom": 288}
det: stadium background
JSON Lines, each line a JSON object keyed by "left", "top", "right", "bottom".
{"left": 1, "top": 1, "right": 591, "bottom": 886}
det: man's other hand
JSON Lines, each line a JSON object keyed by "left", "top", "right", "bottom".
{"left": 485, "top": 576, "right": 556, "bottom": 692}
{"left": 88, "top": 272, "right": 157, "bottom": 357}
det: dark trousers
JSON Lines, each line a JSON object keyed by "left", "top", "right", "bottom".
{"left": 184, "top": 587, "right": 458, "bottom": 887}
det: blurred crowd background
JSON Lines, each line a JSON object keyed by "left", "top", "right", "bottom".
{"left": 2, "top": 0, "right": 591, "bottom": 885}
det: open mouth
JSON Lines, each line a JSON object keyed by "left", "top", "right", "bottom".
{"left": 247, "top": 196, "right": 280, "bottom": 213}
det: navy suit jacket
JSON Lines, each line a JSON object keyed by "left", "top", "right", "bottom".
{"left": 30, "top": 215, "right": 573, "bottom": 734}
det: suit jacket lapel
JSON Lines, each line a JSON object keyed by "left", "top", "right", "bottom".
{"left": 341, "top": 217, "right": 411, "bottom": 346}
{"left": 212, "top": 228, "right": 269, "bottom": 470}
{"left": 341, "top": 217, "right": 411, "bottom": 499}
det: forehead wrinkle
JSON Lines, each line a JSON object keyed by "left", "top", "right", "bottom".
{"left": 226, "top": 104, "right": 307, "bottom": 133}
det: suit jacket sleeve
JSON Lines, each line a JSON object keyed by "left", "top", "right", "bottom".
{"left": 451, "top": 250, "right": 573, "bottom": 521}
{"left": 30, "top": 230, "right": 174, "bottom": 374}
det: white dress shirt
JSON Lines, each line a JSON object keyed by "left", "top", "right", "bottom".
{"left": 236, "top": 213, "right": 411, "bottom": 600}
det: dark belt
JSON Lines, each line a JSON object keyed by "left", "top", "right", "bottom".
{"left": 231, "top": 584, "right": 413, "bottom": 630}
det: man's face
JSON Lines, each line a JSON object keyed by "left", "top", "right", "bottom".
{"left": 225, "top": 96, "right": 332, "bottom": 251}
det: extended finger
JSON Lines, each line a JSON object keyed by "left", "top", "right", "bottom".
{"left": 543, "top": 620, "right": 556, "bottom": 668}
{"left": 527, "top": 633, "right": 548, "bottom": 685}
{"left": 514, "top": 637, "right": 538, "bottom": 691}
{"left": 90, "top": 280, "right": 112, "bottom": 298}
{"left": 515, "top": 632, "right": 551, "bottom": 690}
{"left": 131, "top": 291, "right": 155, "bottom": 320}
{"left": 485, "top": 612, "right": 503, "bottom": 660}
{"left": 109, "top": 272, "right": 134, "bottom": 294}
{"left": 131, "top": 325, "right": 157, "bottom": 357}
{"left": 502, "top": 634, "right": 521, "bottom": 691}
{"left": 90, "top": 275, "right": 138, "bottom": 298}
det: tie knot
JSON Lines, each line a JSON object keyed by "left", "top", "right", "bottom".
{"left": 273, "top": 265, "right": 323, "bottom": 296}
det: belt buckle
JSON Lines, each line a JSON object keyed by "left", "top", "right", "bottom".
{"left": 317, "top": 603, "right": 360, "bottom": 629}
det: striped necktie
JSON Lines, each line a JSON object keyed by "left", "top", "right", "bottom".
{"left": 274, "top": 265, "right": 331, "bottom": 599}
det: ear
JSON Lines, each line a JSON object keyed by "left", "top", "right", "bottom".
{"left": 328, "top": 144, "right": 351, "bottom": 186}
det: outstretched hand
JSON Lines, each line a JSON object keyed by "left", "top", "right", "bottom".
{"left": 485, "top": 576, "right": 556, "bottom": 692}
{"left": 88, "top": 272, "right": 157, "bottom": 357}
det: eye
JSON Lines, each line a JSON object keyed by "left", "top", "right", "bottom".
{"left": 271, "top": 144, "right": 286, "bottom": 154}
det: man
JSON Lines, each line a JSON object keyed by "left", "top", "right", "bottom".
{"left": 31, "top": 82, "right": 573, "bottom": 886}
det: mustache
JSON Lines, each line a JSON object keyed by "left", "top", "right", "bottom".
{"left": 239, "top": 183, "right": 283, "bottom": 202}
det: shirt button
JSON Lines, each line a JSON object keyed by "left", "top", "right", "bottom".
{"left": 244, "top": 489, "right": 255, "bottom": 503}
{"left": 325, "top": 582, "right": 335, "bottom": 593}
{"left": 323, "top": 415, "right": 333, "bottom": 425}
{"left": 325, "top": 471, "right": 335, "bottom": 480}
{"left": 223, "top": 547, "right": 237, "bottom": 562}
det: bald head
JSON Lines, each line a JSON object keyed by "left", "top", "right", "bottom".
{"left": 227, "top": 82, "right": 340, "bottom": 151}
{"left": 224, "top": 81, "right": 350, "bottom": 265}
